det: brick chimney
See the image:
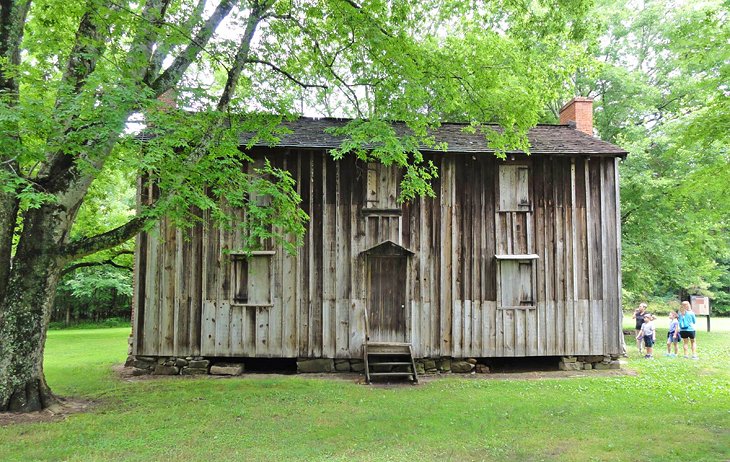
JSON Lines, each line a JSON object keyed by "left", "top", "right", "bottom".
{"left": 559, "top": 97, "right": 593, "bottom": 136}
{"left": 157, "top": 89, "right": 177, "bottom": 110}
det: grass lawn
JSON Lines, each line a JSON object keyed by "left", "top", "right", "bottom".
{"left": 1, "top": 318, "right": 729, "bottom": 461}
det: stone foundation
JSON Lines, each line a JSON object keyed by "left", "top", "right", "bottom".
{"left": 125, "top": 354, "right": 620, "bottom": 376}
{"left": 559, "top": 355, "right": 622, "bottom": 371}
{"left": 129, "top": 356, "right": 211, "bottom": 376}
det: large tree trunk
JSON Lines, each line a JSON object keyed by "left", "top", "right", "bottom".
{"left": 0, "top": 202, "right": 74, "bottom": 411}
{"left": 0, "top": 0, "right": 260, "bottom": 412}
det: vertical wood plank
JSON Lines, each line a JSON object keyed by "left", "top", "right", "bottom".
{"left": 590, "top": 300, "right": 604, "bottom": 355}
{"left": 270, "top": 252, "right": 283, "bottom": 357}
{"left": 452, "top": 299, "right": 463, "bottom": 358}
{"left": 564, "top": 159, "right": 575, "bottom": 354}
{"left": 584, "top": 158, "right": 594, "bottom": 355}
{"left": 589, "top": 158, "right": 604, "bottom": 303}
{"left": 485, "top": 300, "right": 497, "bottom": 355}
{"left": 243, "top": 304, "right": 255, "bottom": 354}
{"left": 544, "top": 159, "right": 556, "bottom": 355}
{"left": 440, "top": 158, "right": 453, "bottom": 356}
{"left": 159, "top": 219, "right": 176, "bottom": 356}
{"left": 132, "top": 176, "right": 146, "bottom": 355}
{"left": 350, "top": 299, "right": 365, "bottom": 357}
{"left": 256, "top": 306, "right": 269, "bottom": 357}
{"left": 575, "top": 300, "right": 590, "bottom": 355}
{"left": 201, "top": 300, "right": 216, "bottom": 355}
{"left": 526, "top": 309, "right": 537, "bottom": 356}
{"left": 602, "top": 158, "right": 619, "bottom": 354}
{"left": 310, "top": 153, "right": 324, "bottom": 357}
{"left": 464, "top": 300, "right": 472, "bottom": 357}
{"left": 335, "top": 161, "right": 351, "bottom": 358}
{"left": 614, "top": 157, "right": 624, "bottom": 355}
{"left": 472, "top": 161, "right": 483, "bottom": 354}
{"left": 553, "top": 159, "right": 565, "bottom": 355}
{"left": 349, "top": 159, "right": 367, "bottom": 357}
{"left": 413, "top": 197, "right": 426, "bottom": 356}
{"left": 190, "top": 216, "right": 203, "bottom": 356}
{"left": 283, "top": 240, "right": 298, "bottom": 357}
{"left": 503, "top": 309, "right": 514, "bottom": 356}
{"left": 230, "top": 306, "right": 243, "bottom": 355}
{"left": 431, "top": 178, "right": 441, "bottom": 357}
{"left": 322, "top": 158, "right": 337, "bottom": 357}
{"left": 176, "top": 228, "right": 194, "bottom": 356}
{"left": 473, "top": 300, "right": 482, "bottom": 355}
{"left": 300, "top": 153, "right": 311, "bottom": 356}
{"left": 515, "top": 309, "right": 526, "bottom": 356}
{"left": 215, "top": 300, "right": 230, "bottom": 356}
{"left": 142, "top": 224, "right": 160, "bottom": 355}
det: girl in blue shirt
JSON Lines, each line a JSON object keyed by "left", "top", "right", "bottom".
{"left": 678, "top": 301, "right": 698, "bottom": 359}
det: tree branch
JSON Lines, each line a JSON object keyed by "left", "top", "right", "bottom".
{"left": 0, "top": 1, "right": 31, "bottom": 301}
{"left": 149, "top": 0, "right": 235, "bottom": 97}
{"left": 60, "top": 215, "right": 149, "bottom": 261}
{"left": 58, "top": 6, "right": 108, "bottom": 96}
{"left": 338, "top": 0, "right": 394, "bottom": 38}
{"left": 126, "top": 0, "right": 173, "bottom": 79}
{"left": 61, "top": 251, "right": 134, "bottom": 276}
{"left": 216, "top": 2, "right": 271, "bottom": 111}
{"left": 146, "top": 0, "right": 206, "bottom": 82}
{"left": 0, "top": 0, "right": 32, "bottom": 96}
{"left": 246, "top": 59, "right": 328, "bottom": 89}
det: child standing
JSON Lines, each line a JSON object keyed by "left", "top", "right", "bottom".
{"left": 678, "top": 301, "right": 698, "bottom": 359}
{"left": 637, "top": 314, "right": 656, "bottom": 359}
{"left": 632, "top": 303, "right": 649, "bottom": 353}
{"left": 665, "top": 311, "right": 680, "bottom": 357}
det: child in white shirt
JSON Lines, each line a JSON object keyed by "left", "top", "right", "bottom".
{"left": 637, "top": 314, "right": 656, "bottom": 359}
{"left": 666, "top": 311, "right": 680, "bottom": 357}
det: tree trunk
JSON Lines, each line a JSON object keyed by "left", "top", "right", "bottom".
{"left": 0, "top": 188, "right": 18, "bottom": 303}
{"left": 0, "top": 203, "right": 72, "bottom": 411}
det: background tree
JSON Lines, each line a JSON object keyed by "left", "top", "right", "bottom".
{"left": 0, "top": 0, "right": 590, "bottom": 411}
{"left": 573, "top": 0, "right": 729, "bottom": 310}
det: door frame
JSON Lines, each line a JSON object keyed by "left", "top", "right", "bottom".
{"left": 362, "top": 240, "right": 414, "bottom": 343}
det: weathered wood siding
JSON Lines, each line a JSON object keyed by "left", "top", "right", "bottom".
{"left": 134, "top": 150, "right": 623, "bottom": 358}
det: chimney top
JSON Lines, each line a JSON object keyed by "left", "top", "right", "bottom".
{"left": 157, "top": 89, "right": 177, "bottom": 110}
{"left": 559, "top": 97, "right": 593, "bottom": 136}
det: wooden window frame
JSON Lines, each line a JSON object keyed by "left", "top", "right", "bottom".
{"left": 498, "top": 164, "right": 532, "bottom": 212}
{"left": 495, "top": 254, "right": 538, "bottom": 310}
{"left": 230, "top": 251, "right": 275, "bottom": 308}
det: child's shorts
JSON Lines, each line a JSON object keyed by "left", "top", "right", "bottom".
{"left": 643, "top": 337, "right": 655, "bottom": 347}
{"left": 667, "top": 332, "right": 681, "bottom": 343}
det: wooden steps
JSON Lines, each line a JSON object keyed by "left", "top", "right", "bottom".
{"left": 364, "top": 341, "right": 418, "bottom": 384}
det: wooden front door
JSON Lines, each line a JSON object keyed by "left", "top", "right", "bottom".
{"left": 368, "top": 255, "right": 407, "bottom": 342}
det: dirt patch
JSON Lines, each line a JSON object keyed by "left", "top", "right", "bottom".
{"left": 0, "top": 398, "right": 95, "bottom": 427}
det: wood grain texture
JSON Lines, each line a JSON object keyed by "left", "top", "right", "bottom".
{"left": 134, "top": 150, "right": 623, "bottom": 360}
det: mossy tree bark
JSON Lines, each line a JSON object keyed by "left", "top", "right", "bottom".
{"left": 0, "top": 211, "right": 64, "bottom": 411}
{"left": 0, "top": 0, "right": 266, "bottom": 412}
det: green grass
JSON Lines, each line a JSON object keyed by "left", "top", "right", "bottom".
{"left": 1, "top": 320, "right": 729, "bottom": 462}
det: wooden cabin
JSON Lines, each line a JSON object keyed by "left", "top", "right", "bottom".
{"left": 132, "top": 98, "right": 628, "bottom": 373}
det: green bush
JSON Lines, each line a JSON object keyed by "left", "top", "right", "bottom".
{"left": 49, "top": 317, "right": 131, "bottom": 330}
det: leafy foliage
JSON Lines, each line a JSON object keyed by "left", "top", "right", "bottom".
{"left": 1, "top": 0, "right": 599, "bottom": 410}
{"left": 574, "top": 0, "right": 730, "bottom": 309}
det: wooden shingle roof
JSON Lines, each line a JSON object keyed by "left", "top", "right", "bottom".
{"left": 242, "top": 117, "right": 627, "bottom": 157}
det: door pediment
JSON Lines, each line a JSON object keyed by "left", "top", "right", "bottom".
{"left": 361, "top": 240, "right": 414, "bottom": 257}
